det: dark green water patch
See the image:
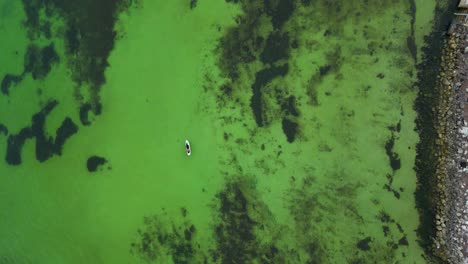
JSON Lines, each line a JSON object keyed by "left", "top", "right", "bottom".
{"left": 383, "top": 226, "right": 390, "bottom": 237}
{"left": 383, "top": 171, "right": 401, "bottom": 200}
{"left": 217, "top": 0, "right": 296, "bottom": 85}
{"left": 189, "top": 0, "right": 197, "bottom": 9}
{"left": 398, "top": 236, "right": 409, "bottom": 246}
{"left": 219, "top": 83, "right": 233, "bottom": 97}
{"left": 1, "top": 43, "right": 59, "bottom": 96}
{"left": 211, "top": 177, "right": 290, "bottom": 264}
{"left": 21, "top": 0, "right": 55, "bottom": 39}
{"left": 388, "top": 120, "right": 401, "bottom": 133}
{"left": 52, "top": 117, "right": 78, "bottom": 155}
{"left": 375, "top": 210, "right": 412, "bottom": 253}
{"left": 357, "top": 237, "right": 372, "bottom": 251}
{"left": 217, "top": 1, "right": 264, "bottom": 80}
{"left": 213, "top": 180, "right": 258, "bottom": 263}
{"left": 5, "top": 127, "right": 32, "bottom": 165}
{"left": 1, "top": 74, "right": 22, "bottom": 95}
{"left": 396, "top": 223, "right": 405, "bottom": 234}
{"left": 131, "top": 210, "right": 202, "bottom": 263}
{"left": 413, "top": 1, "right": 457, "bottom": 256}
{"left": 379, "top": 211, "right": 394, "bottom": 224}
{"left": 31, "top": 100, "right": 58, "bottom": 162}
{"left": 384, "top": 184, "right": 401, "bottom": 199}
{"left": 384, "top": 133, "right": 400, "bottom": 172}
{"left": 65, "top": 24, "right": 80, "bottom": 54}
{"left": 216, "top": 0, "right": 304, "bottom": 135}
{"left": 20, "top": 0, "right": 135, "bottom": 118}
{"left": 0, "top": 124, "right": 8, "bottom": 136}
{"left": 86, "top": 156, "right": 107, "bottom": 172}
{"left": 260, "top": 31, "right": 290, "bottom": 65}
{"left": 264, "top": 0, "right": 295, "bottom": 30}
{"left": 251, "top": 64, "right": 289, "bottom": 127}
{"left": 407, "top": 36, "right": 417, "bottom": 65}
{"left": 287, "top": 176, "right": 329, "bottom": 262}
{"left": 306, "top": 48, "right": 343, "bottom": 106}
{"left": 281, "top": 95, "right": 299, "bottom": 117}
{"left": 24, "top": 43, "right": 60, "bottom": 80}
{"left": 5, "top": 100, "right": 78, "bottom": 165}
{"left": 407, "top": 0, "right": 417, "bottom": 63}
{"left": 79, "top": 103, "right": 92, "bottom": 126}
{"left": 281, "top": 117, "right": 298, "bottom": 143}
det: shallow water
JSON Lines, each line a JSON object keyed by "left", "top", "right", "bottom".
{"left": 0, "top": 0, "right": 446, "bottom": 263}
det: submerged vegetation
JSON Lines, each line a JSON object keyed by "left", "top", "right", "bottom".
{"left": 0, "top": 0, "right": 458, "bottom": 263}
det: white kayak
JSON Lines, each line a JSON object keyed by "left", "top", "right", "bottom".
{"left": 185, "top": 140, "right": 191, "bottom": 156}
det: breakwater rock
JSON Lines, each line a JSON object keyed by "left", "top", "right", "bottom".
{"left": 432, "top": 22, "right": 468, "bottom": 264}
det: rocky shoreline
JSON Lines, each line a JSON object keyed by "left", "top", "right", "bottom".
{"left": 432, "top": 22, "right": 468, "bottom": 264}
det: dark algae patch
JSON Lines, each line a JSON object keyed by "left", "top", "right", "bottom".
{"left": 211, "top": 178, "right": 288, "bottom": 264}
{"left": 398, "top": 236, "right": 409, "bottom": 246}
{"left": 217, "top": 0, "right": 297, "bottom": 129}
{"left": 1, "top": 43, "right": 59, "bottom": 95}
{"left": 25, "top": 43, "right": 60, "bottom": 80}
{"left": 1, "top": 74, "right": 22, "bottom": 95}
{"left": 357, "top": 237, "right": 372, "bottom": 251}
{"left": 131, "top": 210, "right": 203, "bottom": 263}
{"left": 251, "top": 64, "right": 289, "bottom": 127}
{"left": 213, "top": 181, "right": 258, "bottom": 263}
{"left": 281, "top": 95, "right": 299, "bottom": 117}
{"left": 217, "top": 1, "right": 264, "bottom": 80}
{"left": 86, "top": 156, "right": 107, "bottom": 172}
{"left": 385, "top": 133, "right": 401, "bottom": 171}
{"left": 264, "top": 0, "right": 295, "bottom": 30}
{"left": 0, "top": 124, "right": 8, "bottom": 136}
{"left": 32, "top": 100, "right": 60, "bottom": 162}
{"left": 5, "top": 101, "right": 79, "bottom": 165}
{"left": 413, "top": 1, "right": 457, "bottom": 257}
{"left": 407, "top": 0, "right": 417, "bottom": 64}
{"left": 287, "top": 176, "right": 327, "bottom": 263}
{"left": 46, "top": 0, "right": 131, "bottom": 93}
{"left": 189, "top": 0, "right": 197, "bottom": 9}
{"left": 2, "top": 0, "right": 136, "bottom": 166}
{"left": 54, "top": 117, "right": 78, "bottom": 155}
{"left": 20, "top": 0, "right": 135, "bottom": 116}
{"left": 259, "top": 31, "right": 290, "bottom": 65}
{"left": 383, "top": 226, "right": 390, "bottom": 237}
{"left": 6, "top": 127, "right": 33, "bottom": 165}
{"left": 306, "top": 48, "right": 343, "bottom": 105}
{"left": 79, "top": 103, "right": 93, "bottom": 126}
{"left": 282, "top": 118, "right": 298, "bottom": 143}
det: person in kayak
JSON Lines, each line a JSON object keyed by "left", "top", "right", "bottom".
{"left": 185, "top": 140, "right": 191, "bottom": 155}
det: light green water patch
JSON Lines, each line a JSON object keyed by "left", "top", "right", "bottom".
{"left": 0, "top": 0, "right": 239, "bottom": 263}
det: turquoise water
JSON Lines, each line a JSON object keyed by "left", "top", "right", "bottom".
{"left": 0, "top": 0, "right": 448, "bottom": 263}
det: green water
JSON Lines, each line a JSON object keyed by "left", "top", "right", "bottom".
{"left": 0, "top": 0, "right": 446, "bottom": 263}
